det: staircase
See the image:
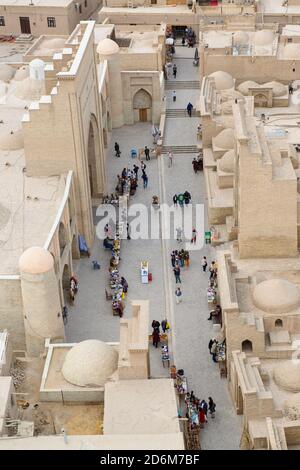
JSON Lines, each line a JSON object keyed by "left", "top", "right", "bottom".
{"left": 166, "top": 109, "right": 200, "bottom": 118}
{"left": 162, "top": 145, "right": 199, "bottom": 154}
{"left": 16, "top": 34, "right": 34, "bottom": 43}
{"left": 165, "top": 80, "right": 200, "bottom": 90}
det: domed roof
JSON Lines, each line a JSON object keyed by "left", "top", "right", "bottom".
{"left": 237, "top": 80, "right": 258, "bottom": 95}
{"left": 274, "top": 363, "right": 300, "bottom": 392}
{"left": 209, "top": 71, "right": 234, "bottom": 91}
{"left": 97, "top": 38, "right": 119, "bottom": 56}
{"left": 62, "top": 339, "right": 118, "bottom": 387}
{"left": 254, "top": 30, "right": 273, "bottom": 46}
{"left": 214, "top": 128, "right": 235, "bottom": 150}
{"left": 13, "top": 65, "right": 29, "bottom": 82}
{"left": 219, "top": 149, "right": 235, "bottom": 173}
{"left": 19, "top": 246, "right": 54, "bottom": 275}
{"left": 14, "top": 77, "right": 43, "bottom": 101}
{"left": 283, "top": 43, "right": 300, "bottom": 59}
{"left": 0, "top": 64, "right": 15, "bottom": 83}
{"left": 253, "top": 279, "right": 300, "bottom": 314}
{"left": 30, "top": 58, "right": 45, "bottom": 67}
{"left": 233, "top": 31, "right": 249, "bottom": 46}
{"left": 0, "top": 130, "right": 24, "bottom": 151}
{"left": 264, "top": 81, "right": 286, "bottom": 97}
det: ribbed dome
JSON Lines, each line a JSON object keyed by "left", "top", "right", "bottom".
{"left": 214, "top": 128, "right": 235, "bottom": 150}
{"left": 19, "top": 246, "right": 54, "bottom": 275}
{"left": 219, "top": 149, "right": 235, "bottom": 173}
{"left": 97, "top": 38, "right": 120, "bottom": 56}
{"left": 264, "top": 81, "right": 286, "bottom": 97}
{"left": 233, "top": 31, "right": 249, "bottom": 46}
{"left": 274, "top": 363, "right": 300, "bottom": 392}
{"left": 14, "top": 66, "right": 29, "bottom": 82}
{"left": 0, "top": 130, "right": 24, "bottom": 151}
{"left": 253, "top": 279, "right": 300, "bottom": 314}
{"left": 209, "top": 71, "right": 234, "bottom": 91}
{"left": 254, "top": 30, "right": 273, "bottom": 46}
{"left": 283, "top": 43, "right": 300, "bottom": 59}
{"left": 238, "top": 80, "right": 258, "bottom": 95}
{"left": 62, "top": 340, "right": 118, "bottom": 387}
{"left": 0, "top": 64, "right": 15, "bottom": 83}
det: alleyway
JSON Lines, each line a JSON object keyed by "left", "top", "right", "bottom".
{"left": 66, "top": 45, "right": 242, "bottom": 449}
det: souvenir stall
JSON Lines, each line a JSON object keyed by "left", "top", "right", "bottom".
{"left": 175, "top": 369, "right": 188, "bottom": 396}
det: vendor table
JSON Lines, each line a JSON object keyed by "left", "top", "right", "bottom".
{"left": 141, "top": 261, "right": 149, "bottom": 284}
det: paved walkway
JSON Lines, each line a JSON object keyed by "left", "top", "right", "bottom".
{"left": 161, "top": 46, "right": 242, "bottom": 450}
{"left": 66, "top": 45, "right": 242, "bottom": 449}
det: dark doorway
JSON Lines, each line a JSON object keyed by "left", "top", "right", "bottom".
{"left": 20, "top": 17, "right": 31, "bottom": 34}
{"left": 139, "top": 108, "right": 147, "bottom": 122}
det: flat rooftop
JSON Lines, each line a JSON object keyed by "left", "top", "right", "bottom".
{"left": 0, "top": 64, "right": 67, "bottom": 275}
{"left": 258, "top": 0, "right": 300, "bottom": 14}
{"left": 282, "top": 24, "right": 300, "bottom": 36}
{"left": 104, "top": 379, "right": 182, "bottom": 437}
{"left": 202, "top": 30, "right": 278, "bottom": 56}
{"left": 0, "top": 0, "right": 72, "bottom": 6}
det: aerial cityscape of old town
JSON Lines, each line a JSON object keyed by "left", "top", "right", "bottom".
{"left": 2, "top": 0, "right": 300, "bottom": 452}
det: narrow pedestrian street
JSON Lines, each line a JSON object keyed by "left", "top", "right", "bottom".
{"left": 66, "top": 44, "right": 242, "bottom": 449}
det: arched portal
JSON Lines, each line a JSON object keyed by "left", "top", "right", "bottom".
{"left": 88, "top": 115, "right": 101, "bottom": 199}
{"left": 133, "top": 88, "right": 152, "bottom": 122}
{"left": 242, "top": 339, "right": 253, "bottom": 353}
{"left": 254, "top": 93, "right": 268, "bottom": 107}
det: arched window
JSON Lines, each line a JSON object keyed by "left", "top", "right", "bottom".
{"left": 242, "top": 339, "right": 253, "bottom": 353}
{"left": 275, "top": 319, "right": 283, "bottom": 328}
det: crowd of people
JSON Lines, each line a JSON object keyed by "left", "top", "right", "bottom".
{"left": 151, "top": 319, "right": 170, "bottom": 348}
{"left": 185, "top": 392, "right": 216, "bottom": 428}
{"left": 173, "top": 191, "right": 192, "bottom": 207}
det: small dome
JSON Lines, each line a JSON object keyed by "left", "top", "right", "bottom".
{"left": 0, "top": 130, "right": 24, "bottom": 151}
{"left": 253, "top": 279, "right": 300, "bottom": 314}
{"left": 0, "top": 64, "right": 15, "bottom": 83}
{"left": 97, "top": 38, "right": 119, "bottom": 56}
{"left": 233, "top": 31, "right": 249, "bottom": 46}
{"left": 62, "top": 339, "right": 118, "bottom": 387}
{"left": 254, "top": 30, "right": 273, "bottom": 46}
{"left": 219, "top": 149, "right": 235, "bottom": 173}
{"left": 19, "top": 246, "right": 54, "bottom": 275}
{"left": 214, "top": 128, "right": 235, "bottom": 150}
{"left": 238, "top": 80, "right": 259, "bottom": 95}
{"left": 283, "top": 43, "right": 300, "bottom": 59}
{"left": 14, "top": 65, "right": 29, "bottom": 82}
{"left": 274, "top": 363, "right": 300, "bottom": 392}
{"left": 264, "top": 81, "right": 286, "bottom": 97}
{"left": 209, "top": 71, "right": 234, "bottom": 91}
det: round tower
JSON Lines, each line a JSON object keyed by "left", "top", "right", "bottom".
{"left": 97, "top": 38, "right": 124, "bottom": 128}
{"left": 19, "top": 246, "right": 65, "bottom": 356}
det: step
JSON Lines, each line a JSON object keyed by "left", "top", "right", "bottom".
{"left": 162, "top": 145, "right": 199, "bottom": 154}
{"left": 16, "top": 34, "right": 34, "bottom": 43}
{"left": 166, "top": 109, "right": 200, "bottom": 118}
{"left": 165, "top": 81, "right": 200, "bottom": 90}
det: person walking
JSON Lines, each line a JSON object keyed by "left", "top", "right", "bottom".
{"left": 173, "top": 63, "right": 177, "bottom": 79}
{"left": 167, "top": 150, "right": 173, "bottom": 168}
{"left": 171, "top": 251, "right": 176, "bottom": 268}
{"left": 172, "top": 90, "right": 177, "bottom": 102}
{"left": 114, "top": 142, "right": 121, "bottom": 157}
{"left": 187, "top": 102, "right": 193, "bottom": 117}
{"left": 211, "top": 341, "right": 218, "bottom": 362}
{"left": 173, "top": 194, "right": 178, "bottom": 206}
{"left": 173, "top": 265, "right": 181, "bottom": 283}
{"left": 127, "top": 222, "right": 131, "bottom": 240}
{"left": 208, "top": 338, "right": 216, "bottom": 355}
{"left": 201, "top": 256, "right": 208, "bottom": 272}
{"left": 141, "top": 161, "right": 146, "bottom": 172}
{"left": 200, "top": 399, "right": 208, "bottom": 422}
{"left": 191, "top": 228, "right": 197, "bottom": 244}
{"left": 142, "top": 172, "right": 148, "bottom": 188}
{"left": 177, "top": 193, "right": 184, "bottom": 207}
{"left": 145, "top": 146, "right": 150, "bottom": 161}
{"left": 207, "top": 304, "right": 222, "bottom": 321}
{"left": 161, "top": 319, "right": 170, "bottom": 333}
{"left": 152, "top": 328, "right": 160, "bottom": 348}
{"left": 209, "top": 261, "right": 217, "bottom": 280}
{"left": 133, "top": 164, "right": 139, "bottom": 180}
{"left": 175, "top": 287, "right": 182, "bottom": 304}
{"left": 208, "top": 397, "right": 216, "bottom": 418}
{"left": 176, "top": 226, "right": 183, "bottom": 243}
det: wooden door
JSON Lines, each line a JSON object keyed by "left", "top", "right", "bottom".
{"left": 139, "top": 108, "right": 147, "bottom": 122}
{"left": 19, "top": 17, "right": 31, "bottom": 35}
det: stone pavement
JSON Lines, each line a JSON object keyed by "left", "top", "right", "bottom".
{"left": 66, "top": 45, "right": 242, "bottom": 449}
